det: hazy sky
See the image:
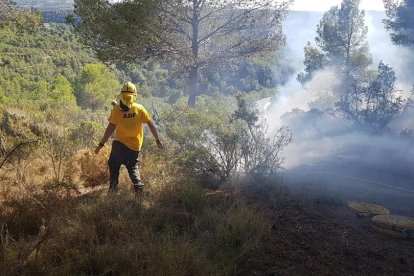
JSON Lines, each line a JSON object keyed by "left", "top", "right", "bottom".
{"left": 290, "top": 0, "right": 385, "bottom": 11}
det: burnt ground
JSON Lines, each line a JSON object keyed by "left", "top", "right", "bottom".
{"left": 238, "top": 183, "right": 414, "bottom": 276}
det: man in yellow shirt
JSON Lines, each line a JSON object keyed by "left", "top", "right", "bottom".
{"left": 95, "top": 82, "right": 163, "bottom": 193}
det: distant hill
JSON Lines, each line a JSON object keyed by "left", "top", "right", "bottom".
{"left": 14, "top": 0, "right": 73, "bottom": 10}
{"left": 14, "top": 0, "right": 74, "bottom": 23}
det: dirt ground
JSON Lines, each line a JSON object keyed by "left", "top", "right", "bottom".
{"left": 239, "top": 184, "right": 414, "bottom": 276}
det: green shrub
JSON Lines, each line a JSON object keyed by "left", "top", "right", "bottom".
{"left": 162, "top": 95, "right": 292, "bottom": 183}
{"left": 181, "top": 182, "right": 205, "bottom": 214}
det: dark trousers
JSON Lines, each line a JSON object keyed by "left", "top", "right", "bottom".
{"left": 108, "top": 141, "right": 143, "bottom": 192}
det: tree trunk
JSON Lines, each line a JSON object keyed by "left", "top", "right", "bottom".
{"left": 188, "top": 66, "right": 198, "bottom": 106}
{"left": 187, "top": 0, "right": 199, "bottom": 107}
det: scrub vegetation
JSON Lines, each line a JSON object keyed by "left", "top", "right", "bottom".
{"left": 1, "top": 0, "right": 414, "bottom": 275}
{"left": 0, "top": 4, "right": 289, "bottom": 274}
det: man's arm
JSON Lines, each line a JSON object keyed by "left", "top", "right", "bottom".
{"left": 94, "top": 123, "right": 116, "bottom": 154}
{"left": 147, "top": 120, "right": 164, "bottom": 149}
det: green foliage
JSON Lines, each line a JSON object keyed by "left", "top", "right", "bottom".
{"left": 13, "top": 10, "right": 43, "bottom": 33}
{"left": 73, "top": 63, "right": 119, "bottom": 110}
{"left": 337, "top": 61, "right": 406, "bottom": 132}
{"left": 181, "top": 182, "right": 205, "bottom": 215}
{"left": 0, "top": 6, "right": 292, "bottom": 274}
{"left": 74, "top": 0, "right": 292, "bottom": 105}
{"left": 162, "top": 97, "right": 240, "bottom": 181}
{"left": 214, "top": 206, "right": 265, "bottom": 256}
{"left": 69, "top": 120, "right": 103, "bottom": 148}
{"left": 297, "top": 42, "right": 326, "bottom": 83}
{"left": 0, "top": 2, "right": 42, "bottom": 32}
{"left": 296, "top": 0, "right": 408, "bottom": 131}
{"left": 232, "top": 95, "right": 293, "bottom": 179}
{"left": 232, "top": 94, "right": 259, "bottom": 127}
{"left": 49, "top": 75, "right": 77, "bottom": 106}
{"left": 163, "top": 95, "right": 291, "bottom": 182}
{"left": 200, "top": 57, "right": 294, "bottom": 96}
{"left": 0, "top": 23, "right": 98, "bottom": 110}
{"left": 0, "top": 110, "right": 41, "bottom": 141}
{"left": 74, "top": 0, "right": 162, "bottom": 61}
{"left": 117, "top": 60, "right": 169, "bottom": 98}
{"left": 118, "top": 56, "right": 289, "bottom": 105}
{"left": 384, "top": 0, "right": 414, "bottom": 47}
{"left": 0, "top": 87, "right": 7, "bottom": 104}
{"left": 298, "top": 0, "right": 371, "bottom": 84}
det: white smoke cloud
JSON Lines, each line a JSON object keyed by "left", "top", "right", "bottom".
{"left": 265, "top": 67, "right": 341, "bottom": 129}
{"left": 264, "top": 11, "right": 414, "bottom": 214}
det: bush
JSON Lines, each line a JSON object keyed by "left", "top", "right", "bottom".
{"left": 73, "top": 63, "right": 119, "bottom": 111}
{"left": 181, "top": 182, "right": 205, "bottom": 214}
{"left": 69, "top": 120, "right": 103, "bottom": 148}
{"left": 68, "top": 147, "right": 111, "bottom": 188}
{"left": 162, "top": 95, "right": 292, "bottom": 183}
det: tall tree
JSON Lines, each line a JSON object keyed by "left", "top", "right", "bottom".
{"left": 74, "top": 0, "right": 292, "bottom": 106}
{"left": 73, "top": 63, "right": 119, "bottom": 111}
{"left": 297, "top": 0, "right": 406, "bottom": 131}
{"left": 297, "top": 0, "right": 371, "bottom": 91}
{"left": 48, "top": 76, "right": 78, "bottom": 109}
{"left": 337, "top": 61, "right": 405, "bottom": 132}
{"left": 383, "top": 0, "right": 414, "bottom": 47}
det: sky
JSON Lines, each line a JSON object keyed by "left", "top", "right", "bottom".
{"left": 290, "top": 0, "right": 385, "bottom": 11}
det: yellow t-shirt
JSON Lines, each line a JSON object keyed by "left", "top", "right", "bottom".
{"left": 108, "top": 103, "right": 152, "bottom": 151}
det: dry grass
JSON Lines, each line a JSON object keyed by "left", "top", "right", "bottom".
{"left": 0, "top": 145, "right": 267, "bottom": 276}
{"left": 67, "top": 147, "right": 111, "bottom": 188}
{"left": 4, "top": 143, "right": 411, "bottom": 276}
{"left": 0, "top": 189, "right": 267, "bottom": 275}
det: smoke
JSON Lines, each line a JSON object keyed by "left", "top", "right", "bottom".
{"left": 266, "top": 11, "right": 414, "bottom": 214}
{"left": 365, "top": 11, "right": 414, "bottom": 90}
{"left": 282, "top": 11, "right": 323, "bottom": 71}
{"left": 265, "top": 67, "right": 341, "bottom": 128}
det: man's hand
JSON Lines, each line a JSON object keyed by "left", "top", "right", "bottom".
{"left": 94, "top": 145, "right": 103, "bottom": 154}
{"left": 156, "top": 139, "right": 164, "bottom": 149}
{"left": 147, "top": 120, "right": 164, "bottom": 149}
{"left": 95, "top": 142, "right": 105, "bottom": 154}
{"left": 95, "top": 123, "right": 115, "bottom": 155}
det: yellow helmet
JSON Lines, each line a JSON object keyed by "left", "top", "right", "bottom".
{"left": 121, "top": 81, "right": 137, "bottom": 94}
{"left": 120, "top": 82, "right": 137, "bottom": 109}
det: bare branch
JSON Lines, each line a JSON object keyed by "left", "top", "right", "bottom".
{"left": 0, "top": 140, "right": 37, "bottom": 171}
